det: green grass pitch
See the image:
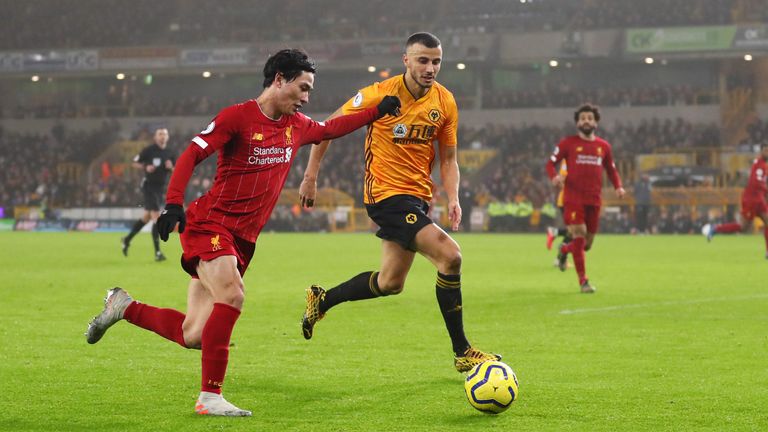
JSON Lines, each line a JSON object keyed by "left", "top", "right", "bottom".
{"left": 1, "top": 231, "right": 766, "bottom": 431}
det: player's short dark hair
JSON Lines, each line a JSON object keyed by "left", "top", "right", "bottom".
{"left": 406, "top": 32, "right": 441, "bottom": 49}
{"left": 262, "top": 49, "right": 317, "bottom": 88}
{"left": 574, "top": 103, "right": 601, "bottom": 123}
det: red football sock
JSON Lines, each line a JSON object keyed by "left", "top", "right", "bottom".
{"left": 570, "top": 237, "right": 587, "bottom": 285}
{"left": 200, "top": 303, "right": 241, "bottom": 394}
{"left": 124, "top": 301, "right": 186, "bottom": 347}
{"left": 715, "top": 222, "right": 741, "bottom": 234}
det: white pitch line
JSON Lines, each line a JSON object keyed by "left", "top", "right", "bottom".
{"left": 559, "top": 294, "right": 768, "bottom": 315}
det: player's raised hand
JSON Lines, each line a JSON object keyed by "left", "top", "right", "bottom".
{"left": 448, "top": 200, "right": 462, "bottom": 232}
{"left": 376, "top": 96, "right": 401, "bottom": 118}
{"left": 299, "top": 178, "right": 317, "bottom": 208}
{"left": 157, "top": 203, "right": 186, "bottom": 241}
{"left": 615, "top": 187, "right": 626, "bottom": 199}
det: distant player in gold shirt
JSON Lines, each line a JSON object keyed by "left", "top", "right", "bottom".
{"left": 546, "top": 161, "right": 573, "bottom": 270}
{"left": 299, "top": 32, "right": 499, "bottom": 372}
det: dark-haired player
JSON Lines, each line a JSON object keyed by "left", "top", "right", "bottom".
{"left": 85, "top": 49, "right": 401, "bottom": 416}
{"left": 299, "top": 32, "right": 500, "bottom": 373}
{"left": 122, "top": 127, "right": 174, "bottom": 261}
{"left": 546, "top": 104, "right": 624, "bottom": 293}
{"left": 703, "top": 145, "right": 768, "bottom": 258}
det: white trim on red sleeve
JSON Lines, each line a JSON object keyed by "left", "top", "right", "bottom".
{"left": 192, "top": 136, "right": 209, "bottom": 149}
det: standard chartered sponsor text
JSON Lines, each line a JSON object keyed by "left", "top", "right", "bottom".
{"left": 249, "top": 146, "right": 290, "bottom": 164}
{"left": 575, "top": 154, "right": 602, "bottom": 166}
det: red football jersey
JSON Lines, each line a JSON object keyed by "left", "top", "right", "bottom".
{"left": 743, "top": 157, "right": 767, "bottom": 201}
{"left": 167, "top": 99, "right": 378, "bottom": 242}
{"left": 546, "top": 135, "right": 622, "bottom": 206}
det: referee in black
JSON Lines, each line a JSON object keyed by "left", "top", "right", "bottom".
{"left": 122, "top": 127, "right": 175, "bottom": 261}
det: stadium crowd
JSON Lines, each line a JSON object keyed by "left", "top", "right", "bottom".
{"left": 0, "top": 117, "right": 728, "bottom": 234}
{"left": 2, "top": 0, "right": 760, "bottom": 233}
{"left": 460, "top": 118, "right": 720, "bottom": 207}
{"left": 483, "top": 84, "right": 717, "bottom": 110}
{"left": 0, "top": 0, "right": 757, "bottom": 50}
{"left": 3, "top": 81, "right": 718, "bottom": 120}
{"left": 0, "top": 122, "right": 119, "bottom": 213}
{"left": 743, "top": 118, "right": 768, "bottom": 150}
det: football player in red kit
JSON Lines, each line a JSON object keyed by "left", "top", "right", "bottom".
{"left": 546, "top": 104, "right": 625, "bottom": 293}
{"left": 85, "top": 49, "right": 401, "bottom": 416}
{"left": 703, "top": 145, "right": 768, "bottom": 258}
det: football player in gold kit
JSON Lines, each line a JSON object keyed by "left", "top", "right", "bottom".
{"left": 299, "top": 32, "right": 500, "bottom": 372}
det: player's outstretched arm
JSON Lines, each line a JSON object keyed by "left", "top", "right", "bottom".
{"left": 603, "top": 145, "right": 623, "bottom": 196}
{"left": 546, "top": 142, "right": 566, "bottom": 187}
{"left": 156, "top": 143, "right": 207, "bottom": 240}
{"left": 316, "top": 96, "right": 400, "bottom": 141}
{"left": 300, "top": 96, "right": 400, "bottom": 208}
{"left": 301, "top": 107, "right": 343, "bottom": 208}
{"left": 440, "top": 146, "right": 462, "bottom": 231}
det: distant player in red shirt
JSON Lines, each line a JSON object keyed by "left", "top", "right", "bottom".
{"left": 546, "top": 104, "right": 625, "bottom": 293}
{"left": 85, "top": 49, "right": 401, "bottom": 416}
{"left": 702, "top": 145, "right": 768, "bottom": 258}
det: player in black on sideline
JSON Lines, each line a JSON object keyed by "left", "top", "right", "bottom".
{"left": 121, "top": 127, "right": 175, "bottom": 261}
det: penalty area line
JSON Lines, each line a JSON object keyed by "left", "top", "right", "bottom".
{"left": 559, "top": 294, "right": 768, "bottom": 315}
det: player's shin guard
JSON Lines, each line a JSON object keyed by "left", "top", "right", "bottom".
{"left": 570, "top": 237, "right": 587, "bottom": 285}
{"left": 320, "top": 271, "right": 384, "bottom": 313}
{"left": 201, "top": 303, "right": 240, "bottom": 394}
{"left": 124, "top": 302, "right": 187, "bottom": 347}
{"left": 436, "top": 272, "right": 470, "bottom": 356}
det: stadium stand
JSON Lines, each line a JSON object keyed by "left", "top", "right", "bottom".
{"left": 2, "top": 0, "right": 767, "bottom": 234}
{"left": 0, "top": 0, "right": 753, "bottom": 50}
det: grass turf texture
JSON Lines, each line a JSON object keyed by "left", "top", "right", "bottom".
{"left": 1, "top": 231, "right": 766, "bottom": 431}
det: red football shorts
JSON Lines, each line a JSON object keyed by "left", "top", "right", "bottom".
{"left": 563, "top": 203, "right": 601, "bottom": 234}
{"left": 741, "top": 198, "right": 768, "bottom": 222}
{"left": 179, "top": 220, "right": 255, "bottom": 278}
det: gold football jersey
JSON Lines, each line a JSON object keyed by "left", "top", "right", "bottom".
{"left": 341, "top": 74, "right": 458, "bottom": 204}
{"left": 557, "top": 161, "right": 568, "bottom": 207}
